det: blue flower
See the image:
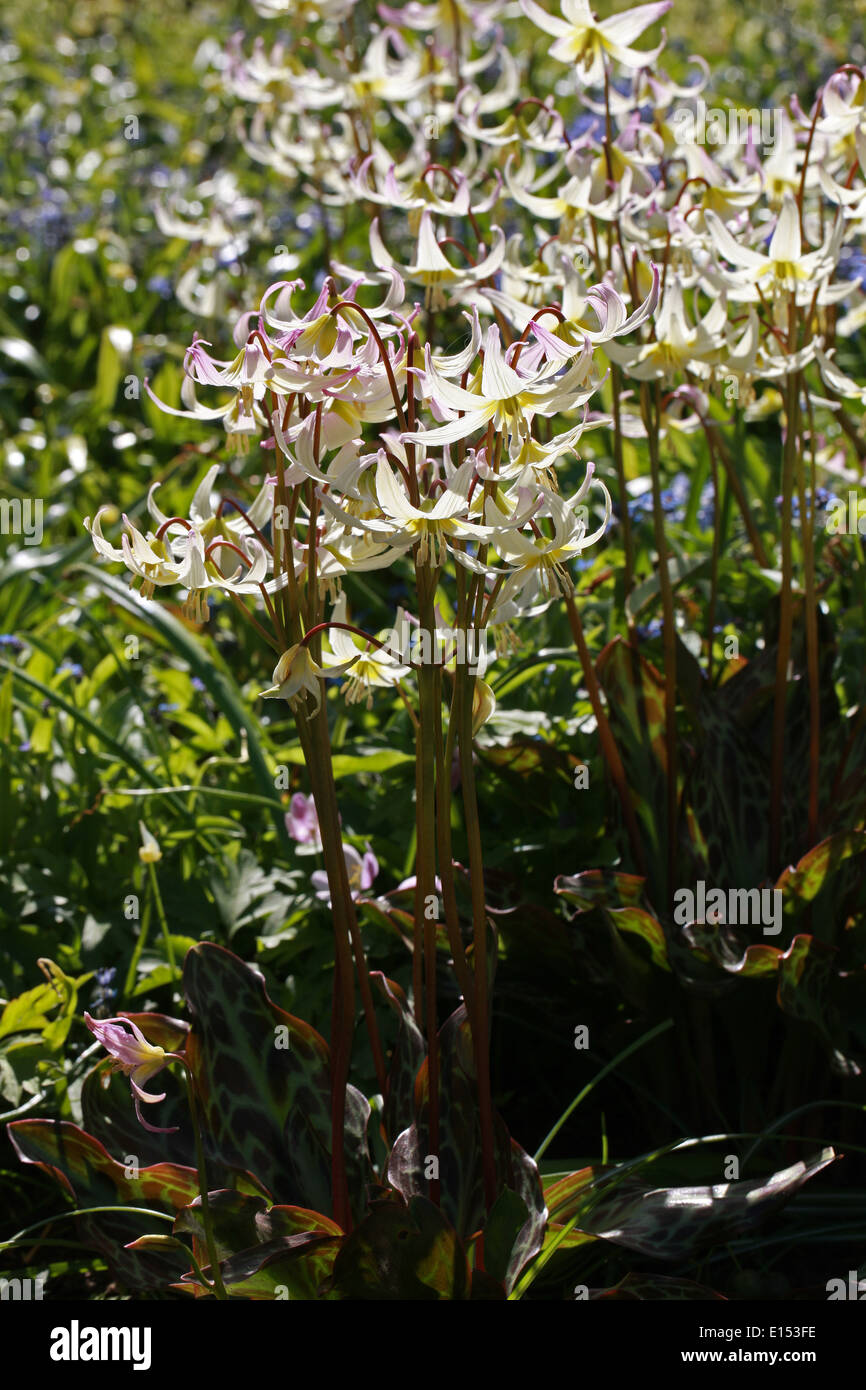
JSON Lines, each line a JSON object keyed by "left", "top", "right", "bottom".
{"left": 147, "top": 275, "right": 173, "bottom": 299}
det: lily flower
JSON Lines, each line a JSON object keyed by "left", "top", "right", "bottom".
{"left": 84, "top": 1013, "right": 178, "bottom": 1134}
{"left": 520, "top": 0, "right": 672, "bottom": 85}
{"left": 703, "top": 194, "right": 844, "bottom": 303}
{"left": 286, "top": 793, "right": 322, "bottom": 849}
{"left": 319, "top": 593, "right": 411, "bottom": 706}
{"left": 259, "top": 643, "right": 359, "bottom": 714}
{"left": 370, "top": 211, "right": 506, "bottom": 309}
{"left": 320, "top": 453, "right": 495, "bottom": 566}
{"left": 404, "top": 324, "right": 599, "bottom": 447}
{"left": 312, "top": 845, "right": 379, "bottom": 904}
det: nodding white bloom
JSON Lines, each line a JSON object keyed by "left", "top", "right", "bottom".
{"left": 84, "top": 473, "right": 269, "bottom": 626}
{"left": 472, "top": 679, "right": 497, "bottom": 734}
{"left": 815, "top": 344, "right": 866, "bottom": 404}
{"left": 250, "top": 0, "right": 357, "bottom": 19}
{"left": 402, "top": 325, "right": 598, "bottom": 450}
{"left": 259, "top": 643, "right": 359, "bottom": 714}
{"left": 505, "top": 154, "right": 634, "bottom": 231}
{"left": 459, "top": 473, "right": 611, "bottom": 606}
{"left": 703, "top": 194, "right": 844, "bottom": 303}
{"left": 603, "top": 280, "right": 728, "bottom": 381}
{"left": 320, "top": 453, "right": 496, "bottom": 566}
{"left": 352, "top": 159, "right": 503, "bottom": 237}
{"left": 370, "top": 211, "right": 506, "bottom": 309}
{"left": 520, "top": 0, "right": 671, "bottom": 84}
{"left": 319, "top": 593, "right": 410, "bottom": 706}
{"left": 344, "top": 27, "right": 433, "bottom": 107}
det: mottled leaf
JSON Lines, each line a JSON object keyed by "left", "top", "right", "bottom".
{"left": 328, "top": 1195, "right": 470, "bottom": 1300}
{"left": 183, "top": 942, "right": 373, "bottom": 1221}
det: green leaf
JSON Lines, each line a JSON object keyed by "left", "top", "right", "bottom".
{"left": 328, "top": 1196, "right": 470, "bottom": 1300}
{"left": 7, "top": 1119, "right": 200, "bottom": 1290}
{"left": 577, "top": 1148, "right": 837, "bottom": 1259}
{"left": 481, "top": 1187, "right": 530, "bottom": 1289}
{"left": 174, "top": 1191, "right": 341, "bottom": 1299}
{"left": 625, "top": 554, "right": 709, "bottom": 623}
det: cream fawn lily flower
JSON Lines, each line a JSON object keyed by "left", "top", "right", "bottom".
{"left": 319, "top": 593, "right": 410, "bottom": 707}
{"left": 501, "top": 414, "right": 611, "bottom": 483}
{"left": 603, "top": 280, "right": 728, "bottom": 381}
{"left": 404, "top": 325, "right": 599, "bottom": 449}
{"left": 138, "top": 822, "right": 162, "bottom": 864}
{"left": 346, "top": 26, "right": 433, "bottom": 106}
{"left": 703, "top": 195, "right": 844, "bottom": 303}
{"left": 259, "top": 272, "right": 404, "bottom": 358}
{"left": 147, "top": 463, "right": 273, "bottom": 556}
{"left": 318, "top": 453, "right": 495, "bottom": 566}
{"left": 520, "top": 0, "right": 671, "bottom": 84}
{"left": 814, "top": 345, "right": 866, "bottom": 403}
{"left": 370, "top": 210, "right": 506, "bottom": 309}
{"left": 456, "top": 472, "right": 610, "bottom": 604}
{"left": 84, "top": 507, "right": 268, "bottom": 625}
{"left": 350, "top": 157, "right": 477, "bottom": 233}
{"left": 504, "top": 155, "right": 634, "bottom": 232}
{"left": 378, "top": 0, "right": 504, "bottom": 32}
{"left": 145, "top": 372, "right": 269, "bottom": 450}
{"left": 259, "top": 643, "right": 359, "bottom": 714}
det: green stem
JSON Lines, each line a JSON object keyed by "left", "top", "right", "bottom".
{"left": 182, "top": 1065, "right": 228, "bottom": 1300}
{"left": 610, "top": 362, "right": 636, "bottom": 610}
{"left": 148, "top": 861, "right": 176, "bottom": 979}
{"left": 434, "top": 673, "right": 476, "bottom": 1014}
{"left": 564, "top": 595, "right": 646, "bottom": 876}
{"left": 297, "top": 704, "right": 357, "bottom": 1233}
{"left": 123, "top": 865, "right": 152, "bottom": 998}
{"left": 799, "top": 396, "right": 821, "bottom": 848}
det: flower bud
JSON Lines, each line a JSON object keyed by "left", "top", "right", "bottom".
{"left": 138, "top": 821, "right": 162, "bottom": 864}
{"left": 472, "top": 679, "right": 496, "bottom": 734}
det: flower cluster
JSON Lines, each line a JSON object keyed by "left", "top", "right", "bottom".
{"left": 85, "top": 5, "right": 866, "bottom": 682}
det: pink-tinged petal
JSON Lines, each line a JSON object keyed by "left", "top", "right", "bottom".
{"left": 134, "top": 1095, "right": 178, "bottom": 1135}
{"left": 361, "top": 849, "right": 379, "bottom": 890}
{"left": 129, "top": 1072, "right": 167, "bottom": 1105}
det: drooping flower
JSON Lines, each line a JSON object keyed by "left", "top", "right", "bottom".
{"left": 285, "top": 793, "right": 323, "bottom": 848}
{"left": 311, "top": 845, "right": 378, "bottom": 904}
{"left": 259, "top": 643, "right": 359, "bottom": 713}
{"left": 318, "top": 593, "right": 411, "bottom": 706}
{"left": 83, "top": 1013, "right": 178, "bottom": 1134}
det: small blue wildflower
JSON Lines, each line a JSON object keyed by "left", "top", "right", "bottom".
{"left": 147, "top": 275, "right": 173, "bottom": 299}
